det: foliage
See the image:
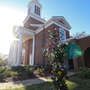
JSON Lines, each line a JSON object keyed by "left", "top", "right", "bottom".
{"left": 3, "top": 68, "right": 18, "bottom": 78}
{"left": 11, "top": 66, "right": 34, "bottom": 80}
{"left": 47, "top": 29, "right": 68, "bottom": 90}
{"left": 0, "top": 60, "right": 6, "bottom": 66}
{"left": 77, "top": 68, "right": 90, "bottom": 79}
{"left": 34, "top": 65, "right": 52, "bottom": 76}
{"left": 0, "top": 54, "right": 7, "bottom": 66}
{"left": 0, "top": 66, "right": 35, "bottom": 82}
{"left": 0, "top": 66, "right": 6, "bottom": 82}
{"left": 34, "top": 66, "right": 45, "bottom": 76}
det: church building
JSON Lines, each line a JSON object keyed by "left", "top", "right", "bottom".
{"left": 8, "top": 0, "right": 90, "bottom": 71}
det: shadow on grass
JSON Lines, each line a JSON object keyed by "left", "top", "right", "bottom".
{"left": 24, "top": 82, "right": 55, "bottom": 90}
{"left": 67, "top": 76, "right": 90, "bottom": 90}
{"left": 11, "top": 82, "right": 55, "bottom": 90}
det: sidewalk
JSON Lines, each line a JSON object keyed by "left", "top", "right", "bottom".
{"left": 0, "top": 72, "right": 75, "bottom": 90}
{"left": 0, "top": 77, "right": 52, "bottom": 90}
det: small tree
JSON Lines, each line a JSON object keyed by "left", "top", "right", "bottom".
{"left": 47, "top": 30, "right": 68, "bottom": 90}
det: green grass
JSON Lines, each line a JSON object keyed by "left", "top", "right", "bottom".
{"left": 68, "top": 76, "right": 90, "bottom": 90}
{"left": 1, "top": 76, "right": 90, "bottom": 90}
{"left": 7, "top": 82, "right": 55, "bottom": 90}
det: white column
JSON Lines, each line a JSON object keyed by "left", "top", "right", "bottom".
{"left": 16, "top": 34, "right": 23, "bottom": 66}
{"left": 31, "top": 35, "right": 35, "bottom": 65}
{"left": 8, "top": 41, "right": 17, "bottom": 66}
{"left": 8, "top": 35, "right": 23, "bottom": 66}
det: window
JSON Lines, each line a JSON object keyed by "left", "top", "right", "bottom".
{"left": 35, "top": 5, "right": 40, "bottom": 16}
{"left": 59, "top": 28, "right": 66, "bottom": 42}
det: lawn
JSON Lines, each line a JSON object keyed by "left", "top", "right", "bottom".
{"left": 68, "top": 76, "right": 90, "bottom": 90}
{"left": 3, "top": 75, "right": 90, "bottom": 90}
{"left": 0, "top": 66, "right": 90, "bottom": 90}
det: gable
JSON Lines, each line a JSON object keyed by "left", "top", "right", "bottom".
{"left": 36, "top": 16, "right": 71, "bottom": 34}
{"left": 52, "top": 16, "right": 71, "bottom": 30}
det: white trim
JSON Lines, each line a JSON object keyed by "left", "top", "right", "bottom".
{"left": 36, "top": 20, "right": 70, "bottom": 34}
{"left": 29, "top": 53, "right": 32, "bottom": 65}
{"left": 16, "top": 34, "right": 23, "bottom": 66}
{"left": 59, "top": 28, "right": 66, "bottom": 43}
{"left": 54, "top": 16, "right": 71, "bottom": 29}
{"left": 65, "top": 37, "right": 74, "bottom": 42}
{"left": 23, "top": 13, "right": 46, "bottom": 24}
{"left": 8, "top": 40, "right": 19, "bottom": 66}
{"left": 52, "top": 21, "right": 70, "bottom": 31}
{"left": 36, "top": 21, "right": 53, "bottom": 34}
{"left": 14, "top": 26, "right": 35, "bottom": 37}
{"left": 32, "top": 35, "right": 35, "bottom": 65}
{"left": 30, "top": 24, "right": 43, "bottom": 27}
{"left": 28, "top": 0, "right": 42, "bottom": 8}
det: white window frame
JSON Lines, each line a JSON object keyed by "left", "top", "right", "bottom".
{"left": 35, "top": 5, "right": 40, "bottom": 16}
{"left": 59, "top": 28, "right": 66, "bottom": 43}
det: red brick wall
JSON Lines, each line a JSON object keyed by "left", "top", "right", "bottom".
{"left": 23, "top": 39, "right": 32, "bottom": 65}
{"left": 34, "top": 24, "right": 70, "bottom": 65}
{"left": 23, "top": 23, "right": 70, "bottom": 65}
{"left": 75, "top": 36, "right": 90, "bottom": 68}
{"left": 34, "top": 31, "right": 43, "bottom": 65}
{"left": 76, "top": 36, "right": 90, "bottom": 51}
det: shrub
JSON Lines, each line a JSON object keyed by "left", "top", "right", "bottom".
{"left": 0, "top": 66, "right": 35, "bottom": 82}
{"left": 34, "top": 66, "right": 44, "bottom": 76}
{"left": 11, "top": 66, "right": 34, "bottom": 80}
{"left": 0, "top": 54, "right": 7, "bottom": 66}
{"left": 0, "top": 67, "right": 6, "bottom": 82}
{"left": 4, "top": 69, "right": 18, "bottom": 78}
{"left": 0, "top": 66, "right": 6, "bottom": 73}
{"left": 77, "top": 68, "right": 90, "bottom": 79}
{"left": 46, "top": 30, "right": 68, "bottom": 90}
{"left": 0, "top": 73, "right": 5, "bottom": 82}
{"left": 43, "top": 65, "right": 52, "bottom": 74}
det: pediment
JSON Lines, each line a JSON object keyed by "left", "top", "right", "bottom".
{"left": 52, "top": 16, "right": 71, "bottom": 30}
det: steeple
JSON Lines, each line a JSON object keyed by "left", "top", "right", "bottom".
{"left": 28, "top": 0, "right": 42, "bottom": 17}
{"left": 31, "top": 0, "right": 38, "bottom": 3}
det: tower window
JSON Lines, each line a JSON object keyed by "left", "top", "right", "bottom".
{"left": 35, "top": 5, "right": 40, "bottom": 16}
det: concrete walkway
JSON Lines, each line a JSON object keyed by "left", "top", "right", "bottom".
{"left": 0, "top": 77, "right": 52, "bottom": 90}
{"left": 0, "top": 72, "right": 75, "bottom": 90}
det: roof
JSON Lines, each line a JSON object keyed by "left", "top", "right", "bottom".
{"left": 51, "top": 16, "right": 71, "bottom": 30}
{"left": 23, "top": 13, "right": 46, "bottom": 25}
{"left": 36, "top": 16, "right": 72, "bottom": 34}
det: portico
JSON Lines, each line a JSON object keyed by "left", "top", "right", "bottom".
{"left": 8, "top": 26, "right": 35, "bottom": 66}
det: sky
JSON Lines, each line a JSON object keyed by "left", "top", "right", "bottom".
{"left": 0, "top": 0, "right": 90, "bottom": 54}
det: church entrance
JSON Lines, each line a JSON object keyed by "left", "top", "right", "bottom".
{"left": 84, "top": 47, "right": 90, "bottom": 68}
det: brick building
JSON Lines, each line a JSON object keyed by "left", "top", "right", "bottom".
{"left": 8, "top": 0, "right": 90, "bottom": 71}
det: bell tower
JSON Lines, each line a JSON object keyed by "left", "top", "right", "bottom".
{"left": 28, "top": 0, "right": 42, "bottom": 17}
